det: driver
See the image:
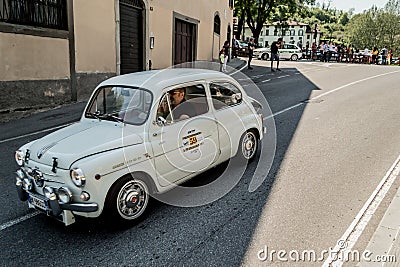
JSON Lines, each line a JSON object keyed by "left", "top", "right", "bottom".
{"left": 158, "top": 88, "right": 196, "bottom": 121}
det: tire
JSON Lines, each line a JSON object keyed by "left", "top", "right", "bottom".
{"left": 291, "top": 54, "right": 299, "bottom": 61}
{"left": 105, "top": 176, "right": 150, "bottom": 222}
{"left": 262, "top": 53, "right": 269, "bottom": 60}
{"left": 238, "top": 130, "right": 259, "bottom": 161}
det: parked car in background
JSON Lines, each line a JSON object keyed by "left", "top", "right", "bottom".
{"left": 254, "top": 44, "right": 303, "bottom": 61}
{"left": 14, "top": 69, "right": 265, "bottom": 226}
{"left": 236, "top": 42, "right": 249, "bottom": 57}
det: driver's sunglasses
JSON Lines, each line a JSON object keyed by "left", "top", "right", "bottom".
{"left": 168, "top": 91, "right": 181, "bottom": 95}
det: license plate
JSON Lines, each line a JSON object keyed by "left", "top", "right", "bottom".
{"left": 29, "top": 194, "right": 47, "bottom": 211}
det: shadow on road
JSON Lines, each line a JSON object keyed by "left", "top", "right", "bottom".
{"left": 0, "top": 65, "right": 321, "bottom": 266}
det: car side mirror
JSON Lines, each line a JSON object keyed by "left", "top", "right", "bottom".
{"left": 156, "top": 116, "right": 167, "bottom": 126}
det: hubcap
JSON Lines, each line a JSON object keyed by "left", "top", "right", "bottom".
{"left": 242, "top": 132, "right": 257, "bottom": 160}
{"left": 117, "top": 180, "right": 148, "bottom": 219}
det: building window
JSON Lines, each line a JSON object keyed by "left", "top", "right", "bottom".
{"left": 0, "top": 0, "right": 68, "bottom": 30}
{"left": 274, "top": 28, "right": 278, "bottom": 36}
{"left": 290, "top": 29, "right": 295, "bottom": 36}
{"left": 214, "top": 14, "right": 220, "bottom": 35}
{"left": 229, "top": 0, "right": 234, "bottom": 9}
{"left": 307, "top": 34, "right": 310, "bottom": 40}
{"left": 265, "top": 29, "right": 269, "bottom": 36}
{"left": 298, "top": 29, "right": 304, "bottom": 36}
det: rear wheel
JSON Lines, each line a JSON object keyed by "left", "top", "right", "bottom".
{"left": 238, "top": 131, "right": 258, "bottom": 161}
{"left": 291, "top": 54, "right": 299, "bottom": 61}
{"left": 262, "top": 53, "right": 269, "bottom": 60}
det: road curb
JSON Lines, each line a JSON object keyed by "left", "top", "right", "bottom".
{"left": 359, "top": 186, "right": 400, "bottom": 266}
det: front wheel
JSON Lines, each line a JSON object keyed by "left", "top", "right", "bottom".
{"left": 262, "top": 53, "right": 269, "bottom": 60}
{"left": 291, "top": 54, "right": 299, "bottom": 61}
{"left": 238, "top": 131, "right": 258, "bottom": 161}
{"left": 105, "top": 177, "right": 150, "bottom": 222}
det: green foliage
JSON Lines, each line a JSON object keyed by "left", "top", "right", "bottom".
{"left": 346, "top": 0, "right": 400, "bottom": 54}
{"left": 236, "top": 0, "right": 315, "bottom": 43}
{"left": 236, "top": 0, "right": 400, "bottom": 55}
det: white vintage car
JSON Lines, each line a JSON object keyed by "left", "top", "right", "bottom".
{"left": 14, "top": 69, "right": 265, "bottom": 225}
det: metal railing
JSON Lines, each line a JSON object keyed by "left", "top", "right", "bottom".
{"left": 0, "top": 0, "right": 67, "bottom": 30}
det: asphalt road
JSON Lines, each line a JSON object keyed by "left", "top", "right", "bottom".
{"left": 1, "top": 60, "right": 400, "bottom": 266}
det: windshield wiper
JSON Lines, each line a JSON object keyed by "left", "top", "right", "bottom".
{"left": 101, "top": 113, "right": 124, "bottom": 123}
{"left": 86, "top": 111, "right": 102, "bottom": 120}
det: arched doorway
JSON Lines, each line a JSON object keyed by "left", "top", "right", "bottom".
{"left": 119, "top": 0, "right": 144, "bottom": 74}
{"left": 212, "top": 13, "right": 221, "bottom": 61}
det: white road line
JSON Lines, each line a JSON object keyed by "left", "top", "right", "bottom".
{"left": 264, "top": 103, "right": 305, "bottom": 120}
{"left": 0, "top": 123, "right": 73, "bottom": 144}
{"left": 0, "top": 211, "right": 40, "bottom": 231}
{"left": 230, "top": 64, "right": 248, "bottom": 76}
{"left": 261, "top": 79, "right": 271, "bottom": 83}
{"left": 312, "top": 69, "right": 400, "bottom": 101}
{"left": 277, "top": 75, "right": 290, "bottom": 79}
{"left": 322, "top": 155, "right": 400, "bottom": 267}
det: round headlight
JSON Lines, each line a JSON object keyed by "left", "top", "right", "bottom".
{"left": 15, "top": 150, "right": 25, "bottom": 166}
{"left": 70, "top": 168, "right": 86, "bottom": 187}
{"left": 57, "top": 187, "right": 72, "bottom": 204}
{"left": 43, "top": 186, "right": 54, "bottom": 199}
{"left": 23, "top": 178, "right": 32, "bottom": 191}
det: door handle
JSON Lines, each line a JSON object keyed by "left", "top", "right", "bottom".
{"left": 152, "top": 131, "right": 164, "bottom": 137}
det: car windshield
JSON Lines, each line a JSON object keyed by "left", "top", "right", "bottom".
{"left": 85, "top": 86, "right": 152, "bottom": 125}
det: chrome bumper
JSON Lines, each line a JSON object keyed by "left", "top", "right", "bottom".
{"left": 16, "top": 176, "right": 98, "bottom": 226}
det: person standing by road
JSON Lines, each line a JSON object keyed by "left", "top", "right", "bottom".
{"left": 270, "top": 37, "right": 283, "bottom": 72}
{"left": 232, "top": 37, "right": 239, "bottom": 58}
{"left": 381, "top": 46, "right": 388, "bottom": 65}
{"left": 221, "top": 40, "right": 230, "bottom": 72}
{"left": 388, "top": 49, "right": 393, "bottom": 65}
{"left": 247, "top": 38, "right": 255, "bottom": 70}
{"left": 319, "top": 41, "right": 325, "bottom": 62}
{"left": 311, "top": 42, "right": 317, "bottom": 60}
{"left": 372, "top": 47, "right": 379, "bottom": 64}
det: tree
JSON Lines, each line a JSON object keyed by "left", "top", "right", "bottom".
{"left": 243, "top": 0, "right": 315, "bottom": 44}
{"left": 345, "top": 1, "right": 400, "bottom": 54}
{"left": 234, "top": 0, "right": 246, "bottom": 40}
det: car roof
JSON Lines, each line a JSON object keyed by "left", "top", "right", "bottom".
{"left": 98, "top": 68, "right": 232, "bottom": 95}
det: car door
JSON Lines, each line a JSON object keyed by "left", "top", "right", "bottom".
{"left": 148, "top": 82, "right": 220, "bottom": 187}
{"left": 280, "top": 44, "right": 290, "bottom": 59}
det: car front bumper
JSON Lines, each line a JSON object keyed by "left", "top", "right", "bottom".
{"left": 16, "top": 169, "right": 98, "bottom": 226}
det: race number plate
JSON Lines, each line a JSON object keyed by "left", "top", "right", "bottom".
{"left": 29, "top": 194, "right": 47, "bottom": 211}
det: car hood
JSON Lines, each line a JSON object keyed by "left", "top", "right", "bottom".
{"left": 25, "top": 121, "right": 143, "bottom": 169}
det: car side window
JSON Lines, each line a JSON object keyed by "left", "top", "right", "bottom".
{"left": 210, "top": 82, "right": 242, "bottom": 110}
{"left": 156, "top": 84, "right": 208, "bottom": 123}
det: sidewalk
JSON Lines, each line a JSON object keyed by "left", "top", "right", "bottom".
{"left": 227, "top": 57, "right": 247, "bottom": 70}
{"left": 359, "top": 186, "right": 400, "bottom": 266}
